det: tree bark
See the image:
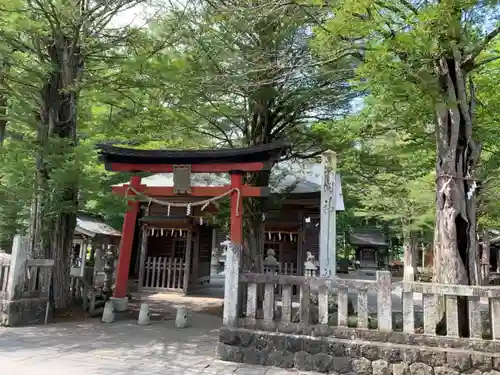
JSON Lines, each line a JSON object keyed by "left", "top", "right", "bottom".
{"left": 434, "top": 47, "right": 480, "bottom": 337}
{"left": 0, "top": 59, "right": 8, "bottom": 146}
{"left": 242, "top": 171, "right": 270, "bottom": 274}
{"left": 28, "top": 40, "right": 81, "bottom": 309}
{"left": 403, "top": 230, "right": 417, "bottom": 282}
{"left": 0, "top": 91, "right": 6, "bottom": 146}
{"left": 481, "top": 227, "right": 490, "bottom": 285}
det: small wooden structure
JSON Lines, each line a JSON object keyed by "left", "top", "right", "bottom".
{"left": 349, "top": 229, "right": 389, "bottom": 269}
{"left": 70, "top": 214, "right": 121, "bottom": 287}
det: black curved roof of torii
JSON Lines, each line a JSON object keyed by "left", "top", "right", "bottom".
{"left": 96, "top": 141, "right": 291, "bottom": 167}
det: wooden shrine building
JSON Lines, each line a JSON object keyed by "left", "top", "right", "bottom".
{"left": 71, "top": 214, "right": 121, "bottom": 286}
{"left": 97, "top": 143, "right": 345, "bottom": 303}
{"left": 349, "top": 229, "right": 389, "bottom": 269}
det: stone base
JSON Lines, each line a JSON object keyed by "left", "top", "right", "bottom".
{"left": 0, "top": 298, "right": 51, "bottom": 326}
{"left": 110, "top": 297, "right": 128, "bottom": 312}
{"left": 217, "top": 326, "right": 500, "bottom": 374}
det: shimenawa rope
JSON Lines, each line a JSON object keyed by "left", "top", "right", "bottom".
{"left": 126, "top": 185, "right": 241, "bottom": 216}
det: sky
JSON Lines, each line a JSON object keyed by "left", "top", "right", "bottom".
{"left": 109, "top": 0, "right": 189, "bottom": 28}
{"left": 108, "top": 3, "right": 152, "bottom": 28}
{"left": 108, "top": 1, "right": 365, "bottom": 129}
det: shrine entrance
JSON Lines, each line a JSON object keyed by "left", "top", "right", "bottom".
{"left": 97, "top": 142, "right": 290, "bottom": 305}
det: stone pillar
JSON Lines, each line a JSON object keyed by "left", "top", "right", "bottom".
{"left": 263, "top": 249, "right": 279, "bottom": 321}
{"left": 222, "top": 241, "right": 241, "bottom": 326}
{"left": 93, "top": 244, "right": 105, "bottom": 287}
{"left": 304, "top": 252, "right": 317, "bottom": 277}
{"left": 210, "top": 228, "right": 219, "bottom": 276}
{"left": 497, "top": 248, "right": 500, "bottom": 273}
{"left": 106, "top": 244, "right": 128, "bottom": 312}
{"left": 6, "top": 235, "right": 29, "bottom": 300}
{"left": 223, "top": 173, "right": 244, "bottom": 327}
{"left": 319, "top": 150, "right": 337, "bottom": 278}
{"left": 103, "top": 244, "right": 116, "bottom": 297}
{"left": 80, "top": 240, "right": 87, "bottom": 278}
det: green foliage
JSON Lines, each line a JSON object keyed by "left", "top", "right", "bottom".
{"left": 312, "top": 0, "right": 500, "bottom": 245}
{"left": 140, "top": 1, "right": 356, "bottom": 153}
{"left": 0, "top": 0, "right": 498, "bottom": 265}
{"left": 474, "top": 40, "right": 500, "bottom": 228}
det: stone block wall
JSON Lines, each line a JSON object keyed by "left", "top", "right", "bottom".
{"left": 217, "top": 326, "right": 500, "bottom": 374}
{"left": 0, "top": 298, "right": 50, "bottom": 326}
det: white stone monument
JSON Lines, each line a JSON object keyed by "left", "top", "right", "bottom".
{"left": 319, "top": 150, "right": 337, "bottom": 278}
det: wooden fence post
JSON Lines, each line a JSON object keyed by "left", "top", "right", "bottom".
{"left": 6, "top": 235, "right": 28, "bottom": 300}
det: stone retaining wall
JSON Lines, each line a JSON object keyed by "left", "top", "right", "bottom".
{"left": 0, "top": 298, "right": 50, "bottom": 326}
{"left": 217, "top": 326, "right": 500, "bottom": 374}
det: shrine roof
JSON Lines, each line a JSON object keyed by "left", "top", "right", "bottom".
{"left": 97, "top": 142, "right": 290, "bottom": 168}
{"left": 75, "top": 214, "right": 121, "bottom": 238}
{"left": 348, "top": 230, "right": 388, "bottom": 247}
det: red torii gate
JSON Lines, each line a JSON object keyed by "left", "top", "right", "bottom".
{"left": 97, "top": 142, "right": 290, "bottom": 312}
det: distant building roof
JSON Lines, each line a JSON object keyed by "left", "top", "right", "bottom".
{"left": 490, "top": 229, "right": 500, "bottom": 244}
{"left": 114, "top": 162, "right": 345, "bottom": 211}
{"left": 75, "top": 215, "right": 121, "bottom": 238}
{"left": 349, "top": 230, "right": 388, "bottom": 247}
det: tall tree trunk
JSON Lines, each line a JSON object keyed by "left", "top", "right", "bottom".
{"left": 434, "top": 48, "right": 480, "bottom": 337}
{"left": 403, "top": 230, "right": 417, "bottom": 281}
{"left": 0, "top": 62, "right": 17, "bottom": 251}
{"left": 481, "top": 227, "right": 490, "bottom": 285}
{"left": 0, "top": 59, "right": 8, "bottom": 146}
{"left": 29, "top": 40, "right": 81, "bottom": 309}
{"left": 0, "top": 91, "right": 6, "bottom": 146}
{"left": 241, "top": 171, "right": 270, "bottom": 312}
{"left": 242, "top": 171, "right": 270, "bottom": 274}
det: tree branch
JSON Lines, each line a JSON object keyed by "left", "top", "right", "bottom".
{"left": 469, "top": 55, "right": 500, "bottom": 71}
{"left": 462, "top": 26, "right": 500, "bottom": 69}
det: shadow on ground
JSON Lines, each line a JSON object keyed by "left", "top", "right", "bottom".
{"left": 0, "top": 313, "right": 242, "bottom": 375}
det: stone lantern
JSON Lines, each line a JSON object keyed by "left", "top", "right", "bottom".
{"left": 103, "top": 244, "right": 116, "bottom": 297}
{"left": 263, "top": 249, "right": 280, "bottom": 275}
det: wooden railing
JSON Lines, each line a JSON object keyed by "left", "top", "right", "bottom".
{"left": 70, "top": 275, "right": 102, "bottom": 316}
{"left": 238, "top": 270, "right": 500, "bottom": 339}
{"left": 21, "top": 259, "right": 53, "bottom": 299}
{"left": 142, "top": 256, "right": 186, "bottom": 290}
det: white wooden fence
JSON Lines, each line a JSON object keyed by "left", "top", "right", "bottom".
{"left": 141, "top": 256, "right": 187, "bottom": 291}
